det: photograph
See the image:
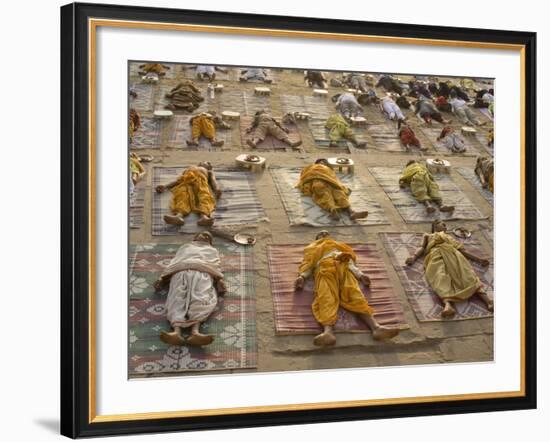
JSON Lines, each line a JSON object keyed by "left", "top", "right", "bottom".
{"left": 128, "top": 62, "right": 496, "bottom": 378}
{"left": 58, "top": 2, "right": 537, "bottom": 437}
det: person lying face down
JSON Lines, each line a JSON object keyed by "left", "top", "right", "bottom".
{"left": 376, "top": 75, "right": 403, "bottom": 95}
{"left": 398, "top": 122, "right": 424, "bottom": 151}
{"left": 379, "top": 94, "right": 406, "bottom": 123}
{"left": 408, "top": 80, "right": 433, "bottom": 100}
{"left": 437, "top": 126, "right": 466, "bottom": 153}
{"left": 155, "top": 162, "right": 222, "bottom": 227}
{"left": 245, "top": 110, "right": 302, "bottom": 149}
{"left": 138, "top": 63, "right": 171, "bottom": 77}
{"left": 129, "top": 108, "right": 141, "bottom": 142}
{"left": 154, "top": 231, "right": 228, "bottom": 347}
{"left": 414, "top": 98, "right": 452, "bottom": 125}
{"left": 474, "top": 156, "right": 494, "bottom": 193}
{"left": 194, "top": 65, "right": 228, "bottom": 81}
{"left": 164, "top": 80, "right": 204, "bottom": 112}
{"left": 332, "top": 92, "right": 363, "bottom": 118}
{"left": 187, "top": 111, "right": 231, "bottom": 148}
{"left": 294, "top": 231, "right": 400, "bottom": 346}
{"left": 405, "top": 220, "right": 493, "bottom": 318}
{"left": 343, "top": 73, "right": 372, "bottom": 92}
{"left": 295, "top": 159, "right": 368, "bottom": 221}
{"left": 239, "top": 67, "right": 272, "bottom": 83}
{"left": 448, "top": 91, "right": 485, "bottom": 127}
{"left": 398, "top": 160, "right": 455, "bottom": 214}
{"left": 324, "top": 114, "right": 366, "bottom": 148}
{"left": 304, "top": 70, "right": 327, "bottom": 89}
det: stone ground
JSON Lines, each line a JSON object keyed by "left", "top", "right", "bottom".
{"left": 129, "top": 63, "right": 494, "bottom": 375}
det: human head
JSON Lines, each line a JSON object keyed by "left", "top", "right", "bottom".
{"left": 449, "top": 90, "right": 457, "bottom": 99}
{"left": 431, "top": 220, "right": 447, "bottom": 233}
{"left": 315, "top": 230, "right": 330, "bottom": 240}
{"left": 194, "top": 231, "right": 213, "bottom": 245}
{"left": 406, "top": 159, "right": 418, "bottom": 167}
{"left": 198, "top": 161, "right": 212, "bottom": 170}
{"left": 315, "top": 158, "right": 329, "bottom": 166}
{"left": 331, "top": 93, "right": 342, "bottom": 103}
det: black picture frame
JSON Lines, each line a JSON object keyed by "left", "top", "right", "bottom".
{"left": 60, "top": 2, "right": 537, "bottom": 438}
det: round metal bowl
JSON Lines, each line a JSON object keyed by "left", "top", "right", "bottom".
{"left": 245, "top": 155, "right": 260, "bottom": 163}
{"left": 453, "top": 227, "right": 472, "bottom": 239}
{"left": 234, "top": 233, "right": 256, "bottom": 245}
{"left": 336, "top": 157, "right": 350, "bottom": 164}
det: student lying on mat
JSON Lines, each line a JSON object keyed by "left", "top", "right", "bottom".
{"left": 304, "top": 70, "right": 327, "bottom": 89}
{"left": 294, "top": 231, "right": 400, "bottom": 346}
{"left": 156, "top": 162, "right": 221, "bottom": 227}
{"left": 194, "top": 65, "right": 228, "bottom": 81}
{"left": 245, "top": 110, "right": 302, "bottom": 149}
{"left": 164, "top": 80, "right": 204, "bottom": 112}
{"left": 399, "top": 160, "right": 455, "bottom": 214}
{"left": 296, "top": 159, "right": 368, "bottom": 221}
{"left": 129, "top": 108, "right": 141, "bottom": 143}
{"left": 155, "top": 231, "right": 227, "bottom": 347}
{"left": 333, "top": 92, "right": 364, "bottom": 119}
{"left": 405, "top": 220, "right": 493, "bottom": 318}
{"left": 437, "top": 126, "right": 466, "bottom": 153}
{"left": 138, "top": 63, "right": 171, "bottom": 81}
{"left": 186, "top": 111, "right": 231, "bottom": 147}
{"left": 324, "top": 114, "right": 366, "bottom": 148}
{"left": 239, "top": 67, "right": 272, "bottom": 83}
{"left": 474, "top": 156, "right": 494, "bottom": 193}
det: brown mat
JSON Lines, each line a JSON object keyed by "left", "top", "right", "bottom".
{"left": 240, "top": 117, "right": 302, "bottom": 151}
{"left": 380, "top": 232, "right": 494, "bottom": 322}
{"left": 267, "top": 244, "right": 408, "bottom": 334}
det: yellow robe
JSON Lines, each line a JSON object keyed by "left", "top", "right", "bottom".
{"left": 424, "top": 232, "right": 482, "bottom": 302}
{"left": 170, "top": 168, "right": 216, "bottom": 217}
{"left": 191, "top": 114, "right": 216, "bottom": 140}
{"left": 296, "top": 164, "right": 351, "bottom": 213}
{"left": 299, "top": 238, "right": 374, "bottom": 325}
{"left": 399, "top": 163, "right": 441, "bottom": 203}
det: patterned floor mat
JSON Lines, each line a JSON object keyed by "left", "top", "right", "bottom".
{"left": 270, "top": 167, "right": 388, "bottom": 226}
{"left": 280, "top": 94, "right": 333, "bottom": 120}
{"left": 152, "top": 167, "right": 267, "bottom": 235}
{"left": 366, "top": 123, "right": 404, "bottom": 152}
{"left": 368, "top": 167, "right": 487, "bottom": 223}
{"left": 268, "top": 243, "right": 408, "bottom": 334}
{"left": 239, "top": 117, "right": 301, "bottom": 151}
{"left": 129, "top": 241, "right": 257, "bottom": 376}
{"left": 380, "top": 232, "right": 493, "bottom": 322}
{"left": 130, "top": 83, "right": 155, "bottom": 112}
{"left": 167, "top": 115, "right": 233, "bottom": 150}
{"left": 420, "top": 127, "right": 480, "bottom": 156}
{"left": 130, "top": 117, "right": 163, "bottom": 149}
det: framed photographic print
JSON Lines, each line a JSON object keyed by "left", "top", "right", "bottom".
{"left": 60, "top": 2, "right": 537, "bottom": 438}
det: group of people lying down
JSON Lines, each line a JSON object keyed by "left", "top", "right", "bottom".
{"left": 154, "top": 223, "right": 492, "bottom": 349}
{"left": 150, "top": 157, "right": 494, "bottom": 228}
{"left": 130, "top": 69, "right": 493, "bottom": 152}
{"left": 144, "top": 158, "right": 493, "bottom": 348}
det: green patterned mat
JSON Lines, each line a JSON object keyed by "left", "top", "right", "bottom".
{"left": 128, "top": 242, "right": 257, "bottom": 377}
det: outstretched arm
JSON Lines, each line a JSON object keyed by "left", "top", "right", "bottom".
{"left": 348, "top": 260, "right": 371, "bottom": 288}
{"left": 208, "top": 170, "right": 222, "bottom": 199}
{"left": 406, "top": 234, "right": 428, "bottom": 265}
{"left": 245, "top": 116, "right": 259, "bottom": 133}
{"left": 155, "top": 179, "right": 179, "bottom": 193}
{"left": 460, "top": 248, "right": 490, "bottom": 267}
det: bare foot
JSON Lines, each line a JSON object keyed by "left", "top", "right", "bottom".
{"left": 186, "top": 140, "right": 199, "bottom": 147}
{"left": 350, "top": 210, "right": 369, "bottom": 220}
{"left": 439, "top": 205, "right": 455, "bottom": 213}
{"left": 313, "top": 331, "right": 336, "bottom": 347}
{"left": 163, "top": 215, "right": 185, "bottom": 226}
{"left": 211, "top": 139, "right": 224, "bottom": 147}
{"left": 185, "top": 333, "right": 214, "bottom": 346}
{"left": 426, "top": 205, "right": 436, "bottom": 214}
{"left": 372, "top": 326, "right": 399, "bottom": 340}
{"left": 197, "top": 216, "right": 214, "bottom": 226}
{"left": 246, "top": 139, "right": 257, "bottom": 149}
{"left": 441, "top": 303, "right": 456, "bottom": 318}
{"left": 328, "top": 210, "right": 340, "bottom": 220}
{"left": 160, "top": 330, "right": 185, "bottom": 346}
